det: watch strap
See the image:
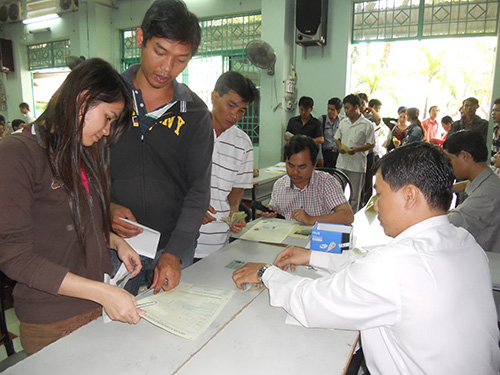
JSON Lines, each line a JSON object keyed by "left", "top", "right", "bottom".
{"left": 257, "top": 263, "right": 272, "bottom": 283}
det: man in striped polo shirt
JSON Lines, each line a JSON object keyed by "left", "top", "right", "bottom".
{"left": 264, "top": 135, "right": 354, "bottom": 226}
{"left": 194, "top": 71, "right": 259, "bottom": 259}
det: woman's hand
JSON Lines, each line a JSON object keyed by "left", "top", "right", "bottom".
{"left": 98, "top": 283, "right": 144, "bottom": 324}
{"left": 58, "top": 272, "right": 143, "bottom": 324}
{"left": 110, "top": 233, "right": 142, "bottom": 278}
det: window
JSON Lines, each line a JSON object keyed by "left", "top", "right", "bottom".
{"left": 119, "top": 13, "right": 262, "bottom": 145}
{"left": 352, "top": 0, "right": 500, "bottom": 43}
{"left": 27, "top": 39, "right": 71, "bottom": 70}
{"left": 120, "top": 29, "right": 140, "bottom": 71}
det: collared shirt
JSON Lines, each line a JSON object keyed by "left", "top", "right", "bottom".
{"left": 448, "top": 166, "right": 500, "bottom": 253}
{"left": 269, "top": 170, "right": 347, "bottom": 220}
{"left": 335, "top": 116, "right": 375, "bottom": 173}
{"left": 321, "top": 114, "right": 343, "bottom": 151}
{"left": 195, "top": 125, "right": 254, "bottom": 258}
{"left": 126, "top": 68, "right": 193, "bottom": 135}
{"left": 422, "top": 117, "right": 439, "bottom": 141}
{"left": 24, "top": 110, "right": 35, "bottom": 124}
{"left": 286, "top": 115, "right": 322, "bottom": 139}
{"left": 263, "top": 215, "right": 500, "bottom": 375}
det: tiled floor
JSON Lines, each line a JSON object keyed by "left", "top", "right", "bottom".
{"left": 0, "top": 308, "right": 23, "bottom": 361}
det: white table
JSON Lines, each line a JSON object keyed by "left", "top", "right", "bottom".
{"left": 6, "top": 240, "right": 358, "bottom": 375}
{"left": 243, "top": 165, "right": 286, "bottom": 219}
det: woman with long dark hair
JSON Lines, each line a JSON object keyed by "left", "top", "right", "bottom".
{"left": 384, "top": 107, "right": 408, "bottom": 150}
{"left": 0, "top": 58, "right": 143, "bottom": 354}
{"left": 402, "top": 107, "right": 425, "bottom": 145}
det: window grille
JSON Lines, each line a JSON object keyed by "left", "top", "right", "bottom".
{"left": 27, "top": 39, "right": 71, "bottom": 70}
{"left": 352, "top": 0, "right": 499, "bottom": 43}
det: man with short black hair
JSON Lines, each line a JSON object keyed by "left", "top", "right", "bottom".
{"left": 234, "top": 142, "right": 500, "bottom": 374}
{"left": 285, "top": 96, "right": 323, "bottom": 145}
{"left": 358, "top": 93, "right": 381, "bottom": 125}
{"left": 444, "top": 130, "right": 500, "bottom": 252}
{"left": 319, "top": 97, "right": 343, "bottom": 168}
{"left": 335, "top": 94, "right": 375, "bottom": 212}
{"left": 422, "top": 105, "right": 440, "bottom": 141}
{"left": 11, "top": 119, "right": 26, "bottom": 132}
{"left": 264, "top": 135, "right": 353, "bottom": 226}
{"left": 441, "top": 115, "right": 453, "bottom": 133}
{"left": 448, "top": 97, "right": 488, "bottom": 142}
{"left": 194, "top": 71, "right": 259, "bottom": 259}
{"left": 19, "top": 102, "right": 35, "bottom": 124}
{"left": 109, "top": 0, "right": 213, "bottom": 294}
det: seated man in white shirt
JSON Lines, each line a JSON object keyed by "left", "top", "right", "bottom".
{"left": 263, "top": 134, "right": 354, "bottom": 226}
{"left": 194, "top": 71, "right": 259, "bottom": 259}
{"left": 443, "top": 130, "right": 500, "bottom": 253}
{"left": 234, "top": 143, "right": 500, "bottom": 375}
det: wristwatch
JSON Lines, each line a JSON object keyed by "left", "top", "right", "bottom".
{"left": 257, "top": 263, "right": 272, "bottom": 283}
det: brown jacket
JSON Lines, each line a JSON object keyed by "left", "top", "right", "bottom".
{"left": 0, "top": 133, "right": 112, "bottom": 323}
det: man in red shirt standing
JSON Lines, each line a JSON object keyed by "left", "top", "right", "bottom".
{"left": 422, "top": 105, "right": 440, "bottom": 141}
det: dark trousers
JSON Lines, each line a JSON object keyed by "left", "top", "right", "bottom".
{"left": 361, "top": 152, "right": 379, "bottom": 208}
{"left": 323, "top": 148, "right": 339, "bottom": 168}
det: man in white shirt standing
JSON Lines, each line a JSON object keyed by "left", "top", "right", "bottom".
{"left": 19, "top": 102, "right": 35, "bottom": 124}
{"left": 194, "top": 71, "right": 259, "bottom": 259}
{"left": 335, "top": 94, "right": 375, "bottom": 213}
{"left": 233, "top": 142, "right": 500, "bottom": 375}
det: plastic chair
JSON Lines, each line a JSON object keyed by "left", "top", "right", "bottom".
{"left": 316, "top": 167, "right": 352, "bottom": 204}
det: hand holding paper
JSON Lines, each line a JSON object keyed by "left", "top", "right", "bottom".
{"left": 119, "top": 218, "right": 160, "bottom": 260}
{"left": 111, "top": 203, "right": 142, "bottom": 237}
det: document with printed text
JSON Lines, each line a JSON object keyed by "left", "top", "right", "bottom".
{"left": 138, "top": 283, "right": 235, "bottom": 340}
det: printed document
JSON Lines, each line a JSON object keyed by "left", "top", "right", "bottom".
{"left": 138, "top": 283, "right": 235, "bottom": 340}
{"left": 240, "top": 219, "right": 297, "bottom": 243}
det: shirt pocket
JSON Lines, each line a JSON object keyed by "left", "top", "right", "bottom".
{"left": 351, "top": 128, "right": 365, "bottom": 145}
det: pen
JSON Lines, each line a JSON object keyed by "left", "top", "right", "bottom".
{"left": 136, "top": 301, "right": 157, "bottom": 309}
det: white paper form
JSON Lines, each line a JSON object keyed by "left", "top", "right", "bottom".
{"left": 102, "top": 263, "right": 134, "bottom": 323}
{"left": 240, "top": 219, "right": 297, "bottom": 243}
{"left": 138, "top": 283, "right": 235, "bottom": 340}
{"left": 119, "top": 218, "right": 160, "bottom": 259}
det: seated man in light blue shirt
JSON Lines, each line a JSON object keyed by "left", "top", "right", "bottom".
{"left": 444, "top": 130, "right": 500, "bottom": 252}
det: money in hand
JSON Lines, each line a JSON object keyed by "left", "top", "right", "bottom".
{"left": 221, "top": 211, "right": 247, "bottom": 226}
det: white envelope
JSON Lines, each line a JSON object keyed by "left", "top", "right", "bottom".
{"left": 119, "top": 218, "right": 160, "bottom": 259}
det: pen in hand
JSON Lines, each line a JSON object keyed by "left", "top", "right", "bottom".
{"left": 136, "top": 301, "right": 157, "bottom": 309}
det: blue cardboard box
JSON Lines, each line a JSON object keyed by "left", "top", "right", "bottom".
{"left": 310, "top": 223, "right": 353, "bottom": 253}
